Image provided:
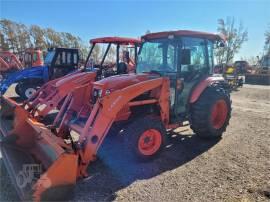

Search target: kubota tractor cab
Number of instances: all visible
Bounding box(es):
[0,31,231,201]
[0,47,79,99]
[22,48,44,68]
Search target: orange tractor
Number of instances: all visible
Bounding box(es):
[0,51,23,75]
[0,30,231,201]
[20,37,140,120]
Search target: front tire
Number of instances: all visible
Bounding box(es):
[15,84,21,96]
[17,82,41,100]
[123,116,167,161]
[190,86,231,139]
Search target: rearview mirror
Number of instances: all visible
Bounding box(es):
[218,41,225,48]
[181,49,191,65]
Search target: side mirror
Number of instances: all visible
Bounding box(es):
[181,49,191,65]
[217,41,225,48]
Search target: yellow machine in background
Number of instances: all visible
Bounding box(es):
[224,61,246,89]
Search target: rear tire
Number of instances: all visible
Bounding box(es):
[190,86,231,139]
[123,116,167,161]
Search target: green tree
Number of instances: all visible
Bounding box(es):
[16,23,31,52]
[44,28,62,47]
[0,18,91,60]
[0,19,19,52]
[216,17,248,64]
[0,32,9,50]
[29,25,46,49]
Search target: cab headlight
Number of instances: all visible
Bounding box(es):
[105,89,111,95]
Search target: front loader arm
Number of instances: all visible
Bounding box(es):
[0,57,9,72]
[77,77,170,176]
[26,71,96,119]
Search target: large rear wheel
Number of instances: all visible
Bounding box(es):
[190,86,231,138]
[123,117,167,161]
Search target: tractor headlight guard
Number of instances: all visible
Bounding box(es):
[97,89,103,97]
[105,89,111,95]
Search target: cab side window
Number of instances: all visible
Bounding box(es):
[67,52,71,64]
[33,53,38,62]
[61,52,66,64]
[181,37,207,74]
[73,53,78,64]
[207,40,214,73]
[55,54,61,65]
[167,44,177,71]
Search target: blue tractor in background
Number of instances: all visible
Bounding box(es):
[0,47,79,100]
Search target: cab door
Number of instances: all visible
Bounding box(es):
[172,37,212,121]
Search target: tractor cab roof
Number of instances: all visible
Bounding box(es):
[90,37,141,45]
[142,30,225,42]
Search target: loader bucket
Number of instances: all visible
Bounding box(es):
[1,97,78,201]
[0,96,33,147]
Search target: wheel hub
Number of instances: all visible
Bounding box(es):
[138,129,162,156]
[211,99,228,129]
[25,88,36,98]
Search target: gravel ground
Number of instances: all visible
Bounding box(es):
[0,84,270,202]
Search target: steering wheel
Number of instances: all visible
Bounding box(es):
[117,62,128,74]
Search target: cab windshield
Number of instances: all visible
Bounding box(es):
[137,39,177,73]
[137,37,214,75]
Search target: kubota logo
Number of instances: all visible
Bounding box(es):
[16,164,43,188]
[108,95,122,111]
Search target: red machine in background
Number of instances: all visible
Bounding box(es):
[0,51,23,75]
[21,48,44,67]
[0,49,44,77]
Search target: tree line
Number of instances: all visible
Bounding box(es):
[0,19,89,59]
[216,17,270,65]
[1,17,269,65]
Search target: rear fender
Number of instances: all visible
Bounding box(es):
[189,76,225,103]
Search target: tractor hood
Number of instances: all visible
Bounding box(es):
[0,65,48,94]
[93,73,160,92]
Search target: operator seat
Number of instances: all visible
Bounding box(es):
[117,62,128,74]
